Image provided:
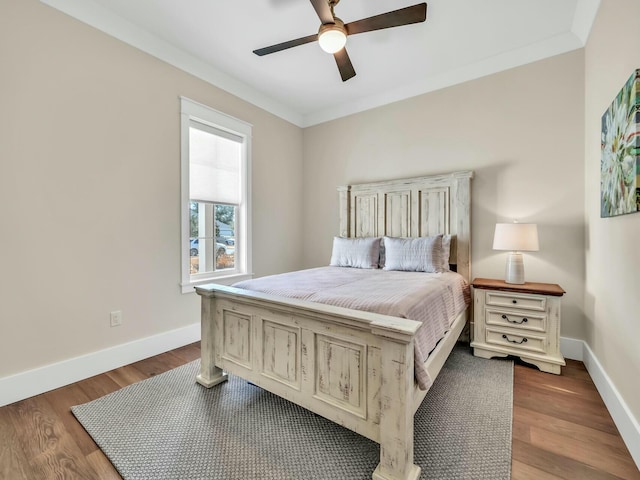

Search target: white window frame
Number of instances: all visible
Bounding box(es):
[180,97,252,293]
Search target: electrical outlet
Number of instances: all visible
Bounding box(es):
[110,310,123,327]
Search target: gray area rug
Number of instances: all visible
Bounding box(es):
[72,345,513,479]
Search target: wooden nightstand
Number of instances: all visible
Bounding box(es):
[470,278,566,374]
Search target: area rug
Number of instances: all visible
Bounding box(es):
[72,345,513,479]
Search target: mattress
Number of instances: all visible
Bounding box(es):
[233,266,470,390]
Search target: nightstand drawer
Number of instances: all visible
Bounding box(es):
[485,291,546,311]
[485,309,546,332]
[485,328,546,354]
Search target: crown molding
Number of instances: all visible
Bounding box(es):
[571,0,601,45]
[301,31,586,126]
[40,0,600,129]
[39,0,304,127]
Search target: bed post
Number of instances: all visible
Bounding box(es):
[451,171,473,283]
[372,335,421,480]
[337,185,351,237]
[195,290,228,388]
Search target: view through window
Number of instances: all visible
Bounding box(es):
[189,202,236,274]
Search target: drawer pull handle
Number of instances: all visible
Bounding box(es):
[501,314,528,324]
[502,334,527,344]
[512,299,517,304]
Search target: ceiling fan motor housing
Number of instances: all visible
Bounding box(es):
[318,17,345,35]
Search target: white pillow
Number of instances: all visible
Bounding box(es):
[329,237,381,269]
[382,235,446,273]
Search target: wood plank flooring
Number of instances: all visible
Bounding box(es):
[0,343,638,480]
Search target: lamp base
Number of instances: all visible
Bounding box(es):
[504,252,525,284]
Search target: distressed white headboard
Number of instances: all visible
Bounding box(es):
[337,170,473,282]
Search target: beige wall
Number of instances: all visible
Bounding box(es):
[584,0,640,422]
[303,50,586,340]
[0,0,303,377]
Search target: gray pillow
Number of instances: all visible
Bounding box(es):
[329,237,381,269]
[382,235,446,273]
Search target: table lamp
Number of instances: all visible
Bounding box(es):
[493,223,539,284]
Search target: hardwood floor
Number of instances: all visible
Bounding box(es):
[512,359,639,480]
[1,343,638,480]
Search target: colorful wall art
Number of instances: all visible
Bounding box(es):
[601,69,640,218]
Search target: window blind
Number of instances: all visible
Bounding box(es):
[189,120,242,205]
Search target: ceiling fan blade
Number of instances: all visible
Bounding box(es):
[345,3,427,36]
[253,33,318,56]
[334,48,356,82]
[309,0,334,24]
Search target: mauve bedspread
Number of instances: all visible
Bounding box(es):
[233,267,470,390]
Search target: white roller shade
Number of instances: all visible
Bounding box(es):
[189,121,242,205]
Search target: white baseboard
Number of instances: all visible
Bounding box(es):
[561,336,640,470]
[0,323,200,408]
[560,336,584,361]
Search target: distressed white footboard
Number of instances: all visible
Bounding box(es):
[196,284,432,480]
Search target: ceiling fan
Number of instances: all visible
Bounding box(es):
[253,0,428,82]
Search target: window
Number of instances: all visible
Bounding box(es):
[180,97,252,292]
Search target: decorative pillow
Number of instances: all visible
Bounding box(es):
[329,237,381,269]
[382,235,446,273]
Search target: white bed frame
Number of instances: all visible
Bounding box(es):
[195,170,473,480]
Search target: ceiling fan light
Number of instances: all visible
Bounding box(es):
[318,24,347,54]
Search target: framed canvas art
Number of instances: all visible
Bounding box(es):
[601,69,640,218]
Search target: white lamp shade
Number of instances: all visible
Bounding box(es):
[493,223,539,252]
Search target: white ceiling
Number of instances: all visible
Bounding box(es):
[40,0,600,127]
